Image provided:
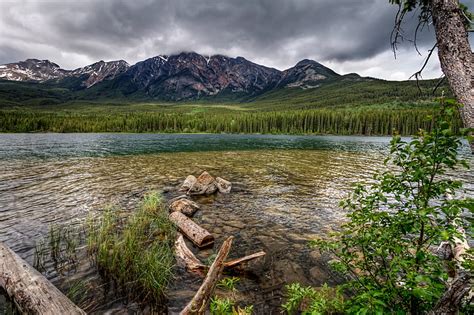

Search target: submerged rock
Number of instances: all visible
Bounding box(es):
[216,177,232,193]
[169,198,200,216]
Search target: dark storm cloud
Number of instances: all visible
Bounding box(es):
[0,0,472,79]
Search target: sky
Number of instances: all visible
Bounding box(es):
[0,0,473,81]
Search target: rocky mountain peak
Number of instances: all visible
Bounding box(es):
[278,58,340,89]
[72,60,130,87]
[0,58,68,82]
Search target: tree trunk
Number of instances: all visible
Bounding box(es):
[180,236,233,315]
[430,0,474,152]
[0,242,85,315]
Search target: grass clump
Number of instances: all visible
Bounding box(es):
[282,283,344,315]
[217,277,240,292]
[210,296,254,315]
[210,276,254,315]
[87,192,176,305]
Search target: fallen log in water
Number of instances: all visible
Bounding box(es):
[169,211,214,248]
[175,234,206,271]
[175,234,265,272]
[0,241,85,315]
[180,236,234,315]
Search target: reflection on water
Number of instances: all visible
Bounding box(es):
[0,134,472,313]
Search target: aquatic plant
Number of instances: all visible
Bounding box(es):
[65,280,91,310]
[86,192,176,306]
[210,297,234,315]
[209,296,254,315]
[33,224,80,275]
[217,277,240,292]
[33,239,47,272]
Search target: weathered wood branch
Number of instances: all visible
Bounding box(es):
[223,251,266,268]
[180,236,234,315]
[169,211,214,248]
[0,241,85,315]
[175,234,265,272]
[175,234,206,271]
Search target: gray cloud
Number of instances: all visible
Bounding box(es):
[0,0,472,80]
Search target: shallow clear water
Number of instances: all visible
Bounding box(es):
[0,133,472,313]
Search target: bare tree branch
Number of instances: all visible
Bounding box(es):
[432,75,446,95]
[409,42,438,95]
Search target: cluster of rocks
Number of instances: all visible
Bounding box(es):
[169,171,231,217]
[168,172,232,248]
[181,171,232,195]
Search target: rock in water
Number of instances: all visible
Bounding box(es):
[188,171,218,195]
[180,175,197,191]
[169,199,200,217]
[215,177,232,193]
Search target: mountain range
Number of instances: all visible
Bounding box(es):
[0,52,366,101]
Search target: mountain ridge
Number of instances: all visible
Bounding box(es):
[0,52,355,101]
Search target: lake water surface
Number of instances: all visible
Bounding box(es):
[1,134,472,313]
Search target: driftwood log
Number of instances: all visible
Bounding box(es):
[175,234,265,272]
[180,236,234,315]
[169,211,214,248]
[0,242,85,315]
[175,234,206,271]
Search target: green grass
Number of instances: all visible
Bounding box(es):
[86,192,176,306]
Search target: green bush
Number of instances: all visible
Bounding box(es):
[311,101,473,314]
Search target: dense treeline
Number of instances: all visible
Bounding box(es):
[0,108,460,135]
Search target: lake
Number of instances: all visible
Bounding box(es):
[0,133,472,313]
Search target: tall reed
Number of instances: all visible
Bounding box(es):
[87,192,176,306]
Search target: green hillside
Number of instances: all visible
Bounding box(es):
[0,77,457,135]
